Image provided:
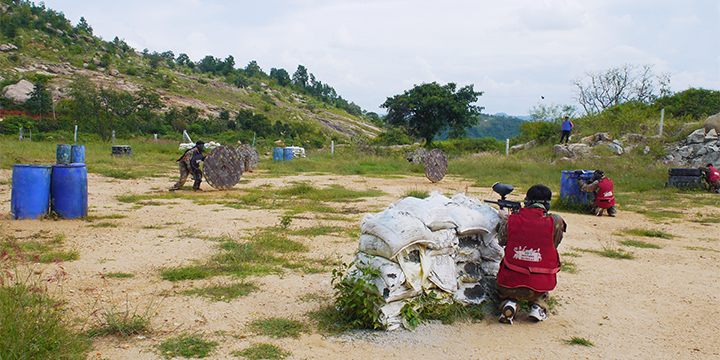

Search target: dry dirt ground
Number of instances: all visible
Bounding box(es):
[1,168,719,360]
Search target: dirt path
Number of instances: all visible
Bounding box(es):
[1,169,718,359]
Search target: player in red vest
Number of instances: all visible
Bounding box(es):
[579,170,617,217]
[495,184,567,324]
[699,163,720,193]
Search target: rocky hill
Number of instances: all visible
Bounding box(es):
[0,1,380,140]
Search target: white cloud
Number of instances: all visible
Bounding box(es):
[40,0,720,116]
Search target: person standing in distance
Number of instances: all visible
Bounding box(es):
[560,116,574,145]
[495,184,567,324]
[170,140,206,191]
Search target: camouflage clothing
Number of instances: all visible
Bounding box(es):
[171,147,205,190]
[495,203,566,312]
[579,179,617,216]
[699,166,720,193]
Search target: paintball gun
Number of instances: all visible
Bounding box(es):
[484,182,522,213]
[574,169,594,184]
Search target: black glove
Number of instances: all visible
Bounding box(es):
[574,170,583,176]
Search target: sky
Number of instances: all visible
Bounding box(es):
[40,0,720,117]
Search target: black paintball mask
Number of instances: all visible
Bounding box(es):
[523,184,552,212]
[195,141,205,152]
[593,170,604,181]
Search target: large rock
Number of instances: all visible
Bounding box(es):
[607,141,624,155]
[687,129,707,144]
[705,113,720,135]
[554,143,590,158]
[0,43,17,52]
[2,79,34,104]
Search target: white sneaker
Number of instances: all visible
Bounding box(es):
[529,304,548,322]
[499,300,517,324]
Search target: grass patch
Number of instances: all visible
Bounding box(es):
[289,225,345,237]
[401,188,429,199]
[632,208,684,220]
[103,272,134,279]
[619,239,662,249]
[232,343,291,360]
[622,228,674,239]
[561,259,578,273]
[576,245,635,259]
[0,280,92,358]
[564,336,594,346]
[0,234,78,263]
[86,214,127,221]
[685,246,720,253]
[562,252,581,257]
[156,333,218,359]
[181,282,259,302]
[88,222,118,228]
[160,265,218,281]
[247,318,308,338]
[84,300,153,337]
[691,214,720,224]
[298,293,330,302]
[551,197,593,214]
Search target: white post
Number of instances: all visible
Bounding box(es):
[331,140,334,154]
[659,108,665,136]
[74,125,78,143]
[505,139,509,155]
[112,130,115,143]
[154,133,158,140]
[19,127,23,141]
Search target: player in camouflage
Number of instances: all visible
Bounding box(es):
[170,141,206,191]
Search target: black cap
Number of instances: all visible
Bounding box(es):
[196,141,205,147]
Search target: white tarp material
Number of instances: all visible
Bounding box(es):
[353,192,504,330]
[360,209,433,258]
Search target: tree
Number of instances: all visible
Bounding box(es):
[380,82,483,146]
[292,65,309,88]
[269,68,291,86]
[244,60,262,78]
[25,79,52,116]
[76,16,92,35]
[572,64,671,114]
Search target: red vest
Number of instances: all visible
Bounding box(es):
[596,178,615,208]
[497,207,560,293]
[708,166,720,182]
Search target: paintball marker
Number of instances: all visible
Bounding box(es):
[484,182,522,213]
[574,169,594,184]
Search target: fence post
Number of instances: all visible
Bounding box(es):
[659,108,665,136]
[506,139,509,156]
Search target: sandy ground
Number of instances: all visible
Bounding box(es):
[1,167,719,360]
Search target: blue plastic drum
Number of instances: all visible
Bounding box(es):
[273,147,283,161]
[51,163,88,219]
[11,165,52,219]
[560,170,593,204]
[283,148,293,161]
[56,144,72,164]
[71,144,85,163]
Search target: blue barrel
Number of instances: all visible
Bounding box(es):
[51,164,88,219]
[283,148,293,161]
[560,170,593,204]
[11,165,52,220]
[56,144,72,164]
[71,145,85,163]
[272,147,283,161]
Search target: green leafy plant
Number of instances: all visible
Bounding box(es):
[561,259,578,273]
[84,300,153,337]
[323,263,383,330]
[401,292,485,330]
[156,333,218,359]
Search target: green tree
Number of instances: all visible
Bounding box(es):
[76,16,92,35]
[245,60,262,78]
[270,68,291,86]
[292,65,309,88]
[381,82,483,146]
[25,79,52,116]
[653,88,720,119]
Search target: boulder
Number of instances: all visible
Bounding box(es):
[687,129,707,144]
[554,143,590,158]
[2,80,34,104]
[554,145,571,158]
[0,43,17,52]
[607,142,624,155]
[704,113,720,135]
